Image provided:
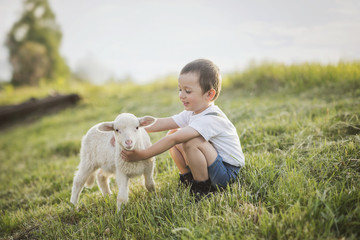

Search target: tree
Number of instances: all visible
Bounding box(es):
[5,0,69,86]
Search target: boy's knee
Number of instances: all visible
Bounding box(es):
[183,136,205,150]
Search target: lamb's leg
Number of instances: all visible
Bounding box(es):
[70,166,95,205]
[85,171,96,188]
[97,169,112,196]
[144,160,155,192]
[115,171,129,211]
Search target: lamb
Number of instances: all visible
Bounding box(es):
[70,113,156,210]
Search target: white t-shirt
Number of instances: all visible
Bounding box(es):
[172,104,245,167]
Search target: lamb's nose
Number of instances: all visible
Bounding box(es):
[125,139,133,146]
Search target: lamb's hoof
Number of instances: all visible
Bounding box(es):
[69,199,77,206]
[146,185,156,192]
[117,203,124,213]
[102,191,113,197]
[117,200,127,212]
[69,201,77,210]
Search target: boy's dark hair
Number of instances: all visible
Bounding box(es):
[180,59,221,101]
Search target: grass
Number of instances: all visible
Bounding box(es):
[0,62,359,239]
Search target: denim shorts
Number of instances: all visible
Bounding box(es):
[208,154,240,188]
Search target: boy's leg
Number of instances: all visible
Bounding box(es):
[168,130,218,180]
[168,131,219,200]
[182,136,217,181]
[167,129,190,174]
[181,137,218,200]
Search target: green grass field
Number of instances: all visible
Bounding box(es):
[0,62,359,239]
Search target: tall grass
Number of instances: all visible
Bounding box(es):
[224,61,360,94]
[0,61,359,239]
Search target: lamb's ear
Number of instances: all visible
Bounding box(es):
[138,116,156,127]
[97,122,114,132]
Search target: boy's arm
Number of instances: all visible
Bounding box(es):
[110,117,178,147]
[145,117,179,132]
[121,126,199,161]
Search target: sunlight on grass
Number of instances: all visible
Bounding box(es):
[0,62,359,239]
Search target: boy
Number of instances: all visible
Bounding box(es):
[121,59,245,198]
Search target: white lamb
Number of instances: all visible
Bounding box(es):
[70,113,156,210]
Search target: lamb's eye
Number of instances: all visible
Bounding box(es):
[136,126,139,130]
[115,129,119,132]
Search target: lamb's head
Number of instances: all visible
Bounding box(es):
[97,113,156,150]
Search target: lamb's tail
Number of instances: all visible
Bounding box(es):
[85,171,96,188]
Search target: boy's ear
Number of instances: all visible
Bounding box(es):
[207,89,216,101]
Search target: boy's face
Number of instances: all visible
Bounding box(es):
[178,72,214,114]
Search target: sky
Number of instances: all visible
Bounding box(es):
[0,0,359,84]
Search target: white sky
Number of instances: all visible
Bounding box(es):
[0,0,359,84]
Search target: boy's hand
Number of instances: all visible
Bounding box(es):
[121,149,145,162]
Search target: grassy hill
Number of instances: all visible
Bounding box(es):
[0,62,359,239]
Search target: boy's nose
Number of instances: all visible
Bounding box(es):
[179,91,185,99]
